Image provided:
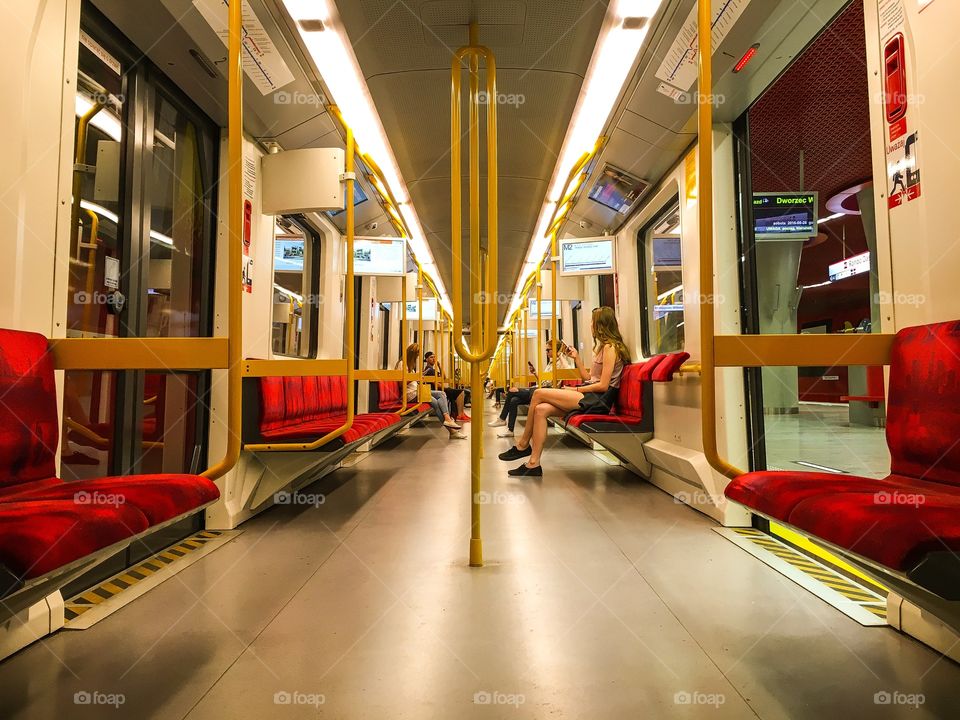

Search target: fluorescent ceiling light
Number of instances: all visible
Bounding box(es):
[818,212,845,224]
[509,0,663,315]
[80,199,174,247]
[282,0,449,307]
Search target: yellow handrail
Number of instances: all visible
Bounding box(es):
[697,0,744,480]
[536,264,543,382]
[202,0,243,479]
[400,263,409,413]
[243,127,357,453]
[451,24,499,568]
[551,232,559,388]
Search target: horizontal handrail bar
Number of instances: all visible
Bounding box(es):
[49,338,229,371]
[242,359,349,377]
[714,334,894,367]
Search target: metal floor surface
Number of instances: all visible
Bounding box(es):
[2,408,959,719]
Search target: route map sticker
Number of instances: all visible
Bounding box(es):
[194,0,295,95]
[655,0,753,92]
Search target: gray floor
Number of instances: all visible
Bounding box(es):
[1,405,958,719]
[764,403,891,478]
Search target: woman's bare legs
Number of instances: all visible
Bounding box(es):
[516,387,583,450]
[526,403,565,467]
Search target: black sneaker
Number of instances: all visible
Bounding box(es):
[498,445,532,461]
[508,463,542,477]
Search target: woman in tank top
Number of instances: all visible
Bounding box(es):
[498,306,631,476]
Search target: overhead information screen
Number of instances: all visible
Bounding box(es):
[327,182,368,217]
[753,192,818,239]
[559,237,616,276]
[528,299,555,318]
[587,164,648,215]
[352,237,406,276]
[405,297,438,321]
[274,239,304,272]
[652,236,681,267]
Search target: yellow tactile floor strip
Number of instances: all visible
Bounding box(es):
[64,530,225,623]
[732,528,888,618]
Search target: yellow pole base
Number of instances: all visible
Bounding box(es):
[469,538,484,567]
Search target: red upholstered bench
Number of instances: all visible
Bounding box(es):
[243,375,404,448]
[651,351,690,382]
[373,380,430,415]
[724,321,960,599]
[0,329,220,599]
[565,362,654,434]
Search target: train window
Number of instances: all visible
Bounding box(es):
[272,216,320,358]
[639,198,683,355]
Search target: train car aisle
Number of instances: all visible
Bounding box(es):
[1,402,958,719]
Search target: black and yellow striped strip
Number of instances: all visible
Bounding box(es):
[732,528,887,617]
[64,530,225,622]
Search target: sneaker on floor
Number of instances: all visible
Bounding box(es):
[488,418,506,427]
[448,430,468,439]
[508,463,542,477]
[456,414,471,422]
[498,445,532,461]
[497,429,515,438]
[442,419,462,430]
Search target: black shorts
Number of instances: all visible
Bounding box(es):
[577,388,618,415]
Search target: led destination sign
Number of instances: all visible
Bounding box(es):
[753,192,819,240]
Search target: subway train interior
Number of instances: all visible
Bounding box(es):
[2,0,960,717]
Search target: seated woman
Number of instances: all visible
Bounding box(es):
[498,307,630,476]
[397,343,467,439]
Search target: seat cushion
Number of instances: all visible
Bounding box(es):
[567,413,642,430]
[260,413,401,445]
[886,321,960,488]
[651,352,690,382]
[0,500,149,579]
[788,489,960,571]
[0,330,59,488]
[724,471,904,521]
[1,475,220,525]
[613,364,647,421]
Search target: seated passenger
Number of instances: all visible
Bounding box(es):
[499,307,630,476]
[396,343,467,439]
[423,351,470,422]
[488,342,575,437]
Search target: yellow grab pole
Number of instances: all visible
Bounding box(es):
[697,0,743,479]
[551,232,559,388]
[451,24,499,567]
[536,264,543,385]
[418,263,424,376]
[203,0,243,478]
[400,266,409,413]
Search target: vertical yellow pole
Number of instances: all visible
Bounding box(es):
[344,127,357,430]
[551,232,559,388]
[418,263,424,390]
[203,0,242,480]
[536,265,543,385]
[697,0,741,479]
[400,267,408,412]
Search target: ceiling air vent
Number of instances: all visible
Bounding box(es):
[189,48,218,79]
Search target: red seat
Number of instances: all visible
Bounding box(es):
[724,321,960,586]
[566,362,652,432]
[0,500,149,580]
[0,328,219,590]
[254,374,406,448]
[651,352,690,382]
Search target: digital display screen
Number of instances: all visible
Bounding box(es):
[587,164,648,215]
[528,299,555,318]
[828,251,870,281]
[559,237,616,276]
[274,239,304,272]
[327,182,368,217]
[352,237,407,276]
[753,192,818,239]
[405,298,438,321]
[652,236,681,267]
